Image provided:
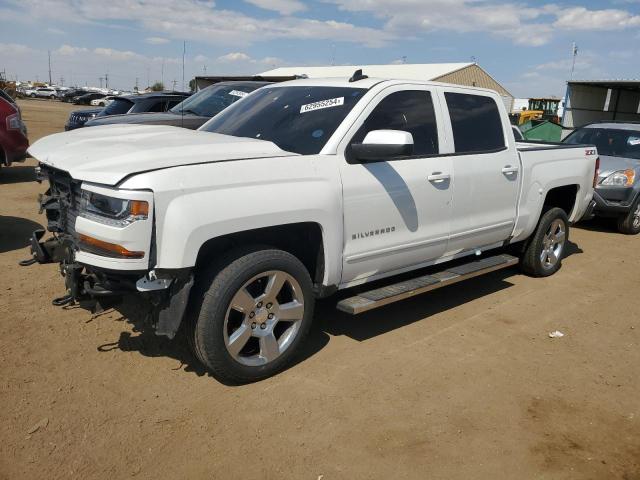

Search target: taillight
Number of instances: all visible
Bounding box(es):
[593,156,600,188]
[6,113,21,131]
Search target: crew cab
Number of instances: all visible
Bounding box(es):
[25,74,598,383]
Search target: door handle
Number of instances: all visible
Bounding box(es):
[428,172,451,183]
[502,165,519,175]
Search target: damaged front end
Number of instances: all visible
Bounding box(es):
[20,165,192,339]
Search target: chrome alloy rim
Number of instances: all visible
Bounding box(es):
[223,270,305,367]
[632,202,640,230]
[540,219,566,269]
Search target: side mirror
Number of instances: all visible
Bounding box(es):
[351,130,414,162]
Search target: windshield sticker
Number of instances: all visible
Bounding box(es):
[300,97,344,113]
[229,90,249,98]
[628,136,640,146]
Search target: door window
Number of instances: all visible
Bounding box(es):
[351,90,439,158]
[445,93,505,153]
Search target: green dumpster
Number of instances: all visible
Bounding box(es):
[520,120,562,142]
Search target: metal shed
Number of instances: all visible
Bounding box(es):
[258,63,514,112]
[562,80,640,128]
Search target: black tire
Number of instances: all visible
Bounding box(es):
[29,93,36,98]
[49,95,56,100]
[521,207,569,277]
[188,247,315,384]
[617,196,640,235]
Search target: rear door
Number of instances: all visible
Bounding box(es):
[440,89,519,255]
[338,85,453,285]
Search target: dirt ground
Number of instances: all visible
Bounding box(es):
[1,99,639,480]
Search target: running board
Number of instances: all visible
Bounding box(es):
[336,254,519,315]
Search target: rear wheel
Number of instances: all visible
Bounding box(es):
[521,207,569,277]
[29,93,36,98]
[617,197,640,235]
[189,248,314,384]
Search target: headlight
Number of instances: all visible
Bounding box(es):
[80,190,149,227]
[600,169,635,187]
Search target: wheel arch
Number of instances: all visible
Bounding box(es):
[542,184,579,218]
[194,222,327,290]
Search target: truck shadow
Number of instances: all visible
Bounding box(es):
[0,215,43,253]
[97,296,330,385]
[574,217,619,234]
[318,268,518,342]
[0,165,36,184]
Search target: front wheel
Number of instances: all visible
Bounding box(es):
[29,93,36,98]
[521,207,569,277]
[617,197,640,235]
[189,248,314,384]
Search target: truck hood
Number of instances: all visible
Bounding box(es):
[86,112,208,130]
[28,124,295,186]
[597,154,640,180]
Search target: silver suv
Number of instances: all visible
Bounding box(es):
[564,122,640,234]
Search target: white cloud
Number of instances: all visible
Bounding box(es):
[145,36,169,45]
[46,27,66,35]
[56,44,89,55]
[244,0,306,15]
[6,0,392,47]
[193,54,208,63]
[326,0,640,46]
[218,52,252,62]
[553,7,640,30]
[0,43,37,55]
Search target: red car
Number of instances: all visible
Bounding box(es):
[0,91,29,169]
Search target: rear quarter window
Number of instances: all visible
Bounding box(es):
[445,93,505,154]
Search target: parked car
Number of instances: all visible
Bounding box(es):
[0,95,29,169]
[83,91,191,126]
[64,108,102,131]
[73,93,107,105]
[28,87,59,99]
[84,82,267,129]
[60,89,86,103]
[26,75,598,382]
[90,95,116,107]
[564,121,640,234]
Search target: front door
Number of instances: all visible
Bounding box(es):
[338,86,453,286]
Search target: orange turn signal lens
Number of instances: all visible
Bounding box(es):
[623,169,636,186]
[79,234,145,259]
[129,200,149,217]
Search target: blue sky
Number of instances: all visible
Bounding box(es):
[0,0,638,97]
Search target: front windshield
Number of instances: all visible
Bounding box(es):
[564,127,640,160]
[170,84,264,117]
[98,98,133,116]
[200,86,367,155]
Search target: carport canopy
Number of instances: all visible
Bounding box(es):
[562,79,640,128]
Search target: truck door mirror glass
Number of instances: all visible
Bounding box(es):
[351,129,414,162]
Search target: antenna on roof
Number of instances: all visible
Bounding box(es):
[349,69,368,83]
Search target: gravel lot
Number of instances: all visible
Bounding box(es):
[1,99,639,480]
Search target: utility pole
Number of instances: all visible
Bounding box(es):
[172,79,177,90]
[104,73,109,90]
[161,58,165,88]
[48,50,52,85]
[570,42,578,80]
[135,77,139,92]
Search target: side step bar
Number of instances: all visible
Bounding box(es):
[336,254,519,315]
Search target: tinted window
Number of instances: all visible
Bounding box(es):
[148,100,167,112]
[98,98,134,116]
[201,86,366,155]
[171,83,264,117]
[564,127,640,159]
[351,90,438,156]
[445,93,505,153]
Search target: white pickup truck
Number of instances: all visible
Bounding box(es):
[26,73,598,383]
